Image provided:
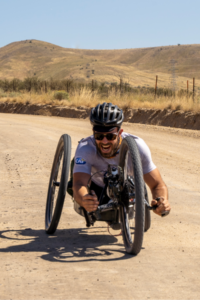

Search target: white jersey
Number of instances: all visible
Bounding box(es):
[73,132,156,187]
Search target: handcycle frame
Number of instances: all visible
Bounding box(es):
[45,133,166,255]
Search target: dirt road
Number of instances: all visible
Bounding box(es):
[0,113,199,300]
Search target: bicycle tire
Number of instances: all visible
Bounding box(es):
[119,137,145,255]
[45,134,71,234]
[144,184,151,232]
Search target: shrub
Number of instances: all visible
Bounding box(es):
[167,104,172,110]
[175,104,182,110]
[54,90,69,100]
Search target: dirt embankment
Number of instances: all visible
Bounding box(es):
[0,102,200,130]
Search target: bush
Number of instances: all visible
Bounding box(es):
[54,90,69,100]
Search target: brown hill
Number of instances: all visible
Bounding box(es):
[0,39,200,89]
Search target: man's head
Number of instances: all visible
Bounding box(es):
[94,126,123,158]
[90,103,124,158]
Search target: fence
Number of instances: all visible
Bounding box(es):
[0,76,199,102]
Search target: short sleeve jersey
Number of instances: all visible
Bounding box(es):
[73,132,156,187]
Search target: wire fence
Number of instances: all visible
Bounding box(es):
[0,76,199,103]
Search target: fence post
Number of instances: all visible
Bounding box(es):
[92,80,94,92]
[45,81,47,93]
[187,80,189,98]
[120,78,123,95]
[193,78,195,103]
[155,75,158,98]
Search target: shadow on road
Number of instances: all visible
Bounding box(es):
[0,227,136,262]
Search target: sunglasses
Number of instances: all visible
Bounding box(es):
[94,132,118,141]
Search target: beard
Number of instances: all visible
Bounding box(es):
[96,137,120,158]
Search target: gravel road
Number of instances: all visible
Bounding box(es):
[0,113,199,300]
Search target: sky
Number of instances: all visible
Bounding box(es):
[0,0,200,50]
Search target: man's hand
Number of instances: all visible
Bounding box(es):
[73,173,99,212]
[81,190,99,212]
[151,197,171,217]
[144,169,171,217]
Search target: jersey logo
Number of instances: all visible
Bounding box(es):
[75,157,86,165]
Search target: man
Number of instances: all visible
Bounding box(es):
[73,102,171,217]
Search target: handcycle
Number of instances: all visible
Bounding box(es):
[45,134,166,255]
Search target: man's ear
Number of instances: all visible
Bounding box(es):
[119,128,123,136]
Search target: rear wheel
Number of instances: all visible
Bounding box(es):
[119,137,145,255]
[45,134,71,234]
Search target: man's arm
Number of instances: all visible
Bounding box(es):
[73,172,99,212]
[144,168,171,216]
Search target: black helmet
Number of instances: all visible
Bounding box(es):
[90,102,124,129]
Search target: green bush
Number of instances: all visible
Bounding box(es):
[54,90,69,100]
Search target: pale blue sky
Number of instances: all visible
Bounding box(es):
[0,0,200,49]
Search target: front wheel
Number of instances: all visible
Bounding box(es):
[119,137,145,255]
[144,184,151,232]
[45,134,71,234]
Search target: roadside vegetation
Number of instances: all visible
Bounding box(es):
[0,77,199,112]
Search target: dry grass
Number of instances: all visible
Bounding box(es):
[0,88,199,113]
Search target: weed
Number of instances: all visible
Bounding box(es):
[175,104,182,110]
[54,90,69,100]
[167,104,172,110]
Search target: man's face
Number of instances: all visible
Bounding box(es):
[94,127,123,158]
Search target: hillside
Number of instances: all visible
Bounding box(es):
[0,39,200,89]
